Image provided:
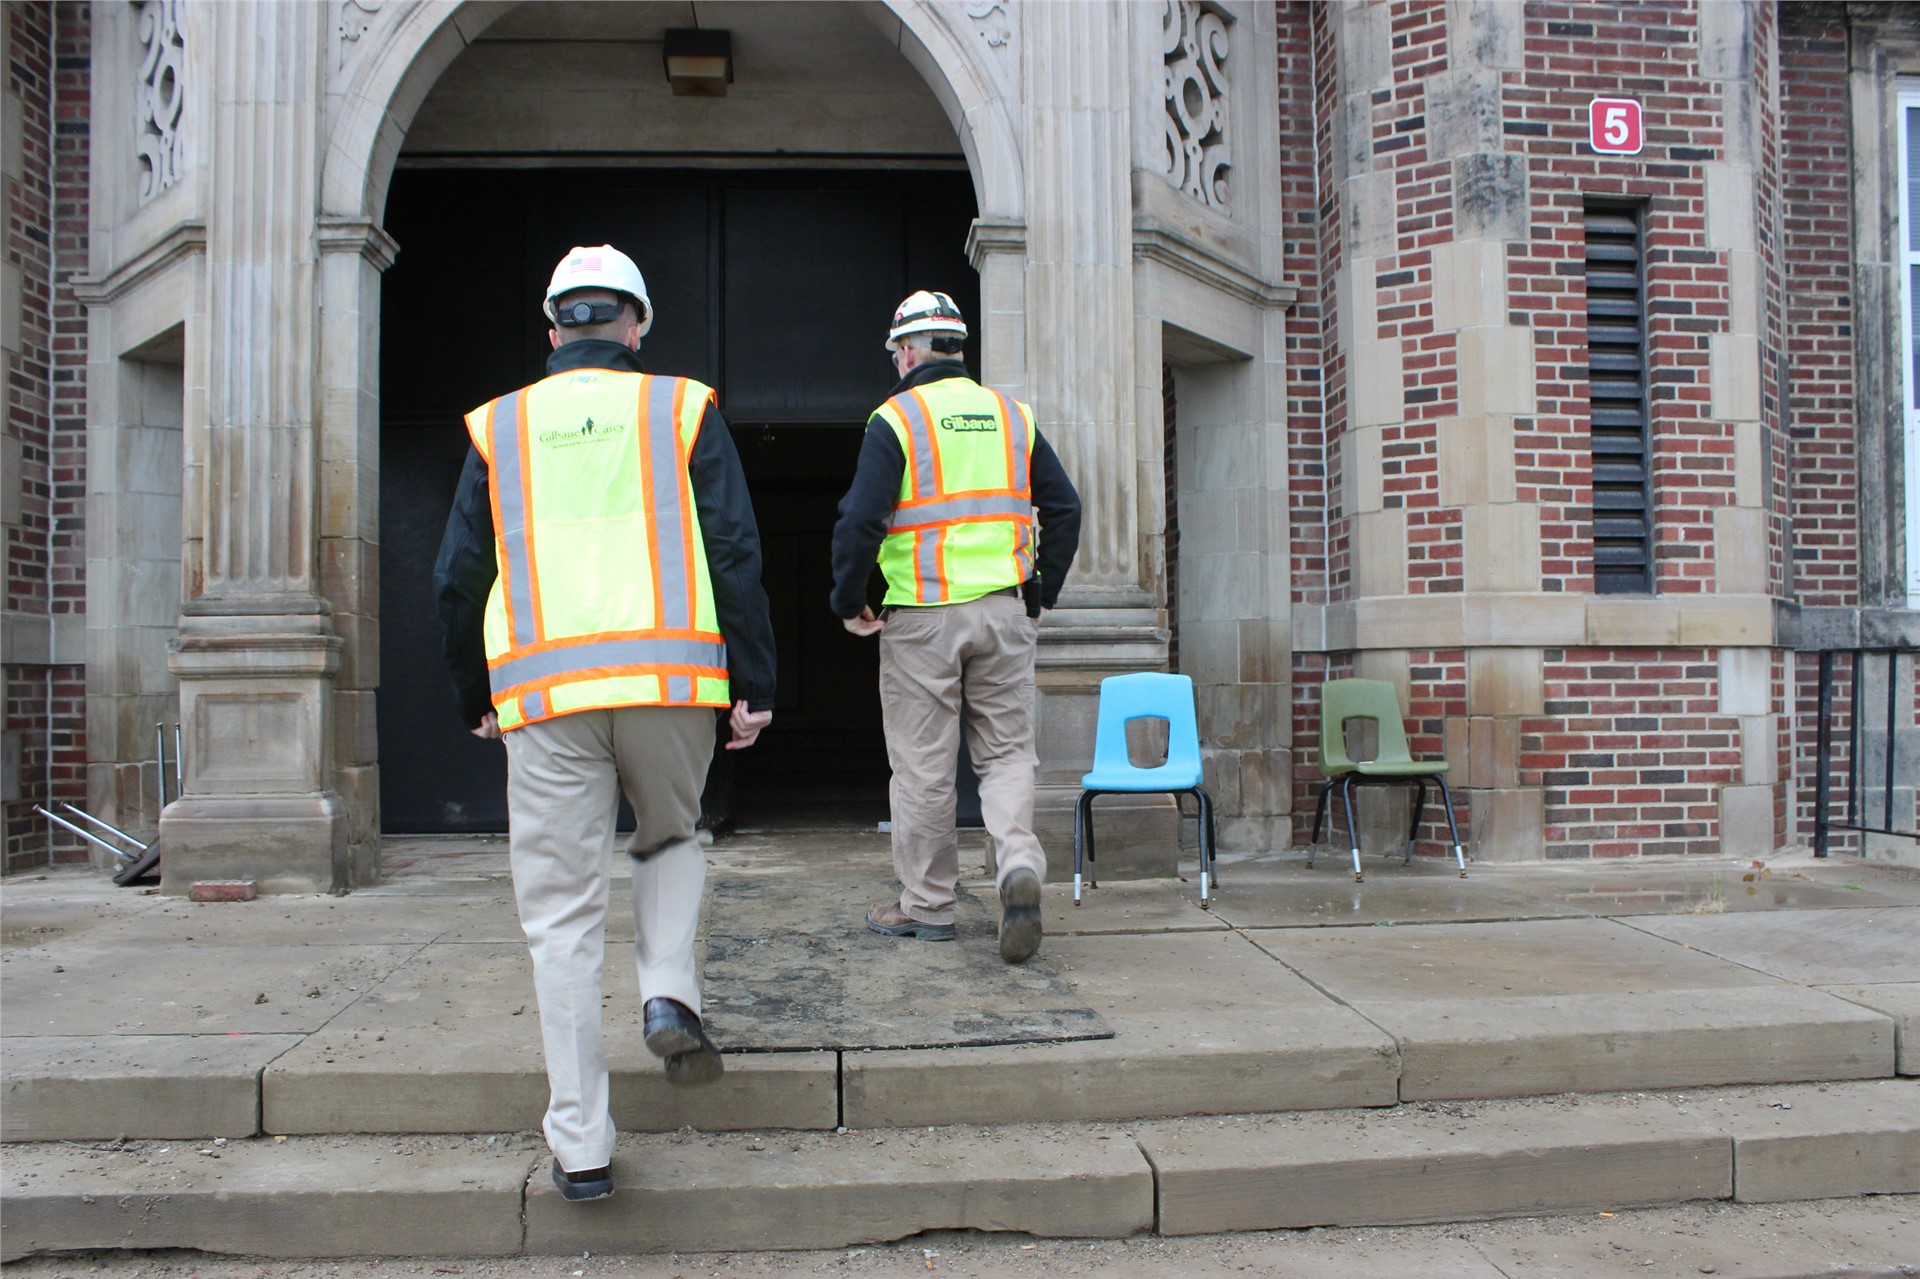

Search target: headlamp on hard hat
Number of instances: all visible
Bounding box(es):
[552,298,629,328]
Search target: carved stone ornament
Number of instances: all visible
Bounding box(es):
[135,0,186,205]
[966,0,1012,49]
[1161,0,1230,211]
[336,0,386,75]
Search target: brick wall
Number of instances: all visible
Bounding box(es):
[1376,3,1463,595]
[1511,2,1739,598]
[1304,1,1351,604]
[1279,2,1329,615]
[1777,13,1863,849]
[3,1,89,874]
[1532,649,1740,857]
[1281,1,1820,861]
[1282,2,1745,603]
[1776,14,1857,609]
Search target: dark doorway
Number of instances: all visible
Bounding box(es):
[377,167,979,833]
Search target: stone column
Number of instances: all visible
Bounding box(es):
[159,0,348,894]
[1023,0,1146,604]
[1019,1,1172,874]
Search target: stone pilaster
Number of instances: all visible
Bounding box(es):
[1022,0,1143,605]
[159,1,348,894]
[1701,1,1785,851]
[1014,2,1172,873]
[317,216,399,888]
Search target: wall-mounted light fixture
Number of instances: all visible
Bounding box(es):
[663,28,733,98]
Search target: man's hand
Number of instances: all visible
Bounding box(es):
[726,700,773,750]
[470,711,501,740]
[842,606,885,637]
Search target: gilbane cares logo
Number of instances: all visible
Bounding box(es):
[539,416,627,448]
[939,413,999,433]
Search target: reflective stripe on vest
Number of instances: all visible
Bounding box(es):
[465,369,729,730]
[874,379,1035,607]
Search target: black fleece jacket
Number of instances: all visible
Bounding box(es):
[828,360,1082,619]
[433,339,777,729]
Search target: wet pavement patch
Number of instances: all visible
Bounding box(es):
[700,871,1112,1052]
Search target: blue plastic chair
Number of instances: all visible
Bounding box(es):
[1074,672,1217,908]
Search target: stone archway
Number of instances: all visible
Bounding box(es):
[301,0,1025,879]
[158,0,1285,893]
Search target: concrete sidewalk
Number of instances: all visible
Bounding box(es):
[3,832,1918,1260]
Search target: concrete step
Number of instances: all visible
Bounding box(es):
[5,1080,1916,1263]
[1140,1079,1920,1234]
[6,921,1905,1143]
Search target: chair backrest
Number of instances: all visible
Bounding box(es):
[1317,678,1415,775]
[1091,672,1204,789]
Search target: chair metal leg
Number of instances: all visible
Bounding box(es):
[1308,780,1334,868]
[1433,775,1468,876]
[1202,789,1219,890]
[1090,787,1105,887]
[1342,774,1363,882]
[1194,788,1216,908]
[1075,783,1090,902]
[1405,778,1428,864]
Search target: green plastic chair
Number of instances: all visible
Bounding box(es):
[1308,678,1467,881]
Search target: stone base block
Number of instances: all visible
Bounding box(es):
[158,793,349,895]
[1469,787,1544,861]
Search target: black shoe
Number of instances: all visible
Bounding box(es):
[643,996,724,1087]
[551,1160,613,1202]
[999,868,1043,964]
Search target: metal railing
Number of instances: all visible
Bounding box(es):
[1813,649,1918,856]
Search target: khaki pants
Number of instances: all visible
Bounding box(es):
[879,590,1045,925]
[504,704,713,1172]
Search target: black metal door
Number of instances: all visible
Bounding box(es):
[377,167,979,833]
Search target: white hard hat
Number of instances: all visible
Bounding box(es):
[885,289,967,351]
[543,244,653,337]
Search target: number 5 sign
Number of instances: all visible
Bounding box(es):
[1589,97,1644,155]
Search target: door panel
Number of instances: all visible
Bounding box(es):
[377,167,978,833]
[723,185,904,422]
[532,181,718,386]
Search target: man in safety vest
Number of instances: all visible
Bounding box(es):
[829,290,1082,964]
[434,245,776,1203]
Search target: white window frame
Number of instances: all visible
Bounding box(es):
[1899,84,1920,607]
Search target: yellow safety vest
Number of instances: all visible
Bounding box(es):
[464,368,729,732]
[874,378,1037,607]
